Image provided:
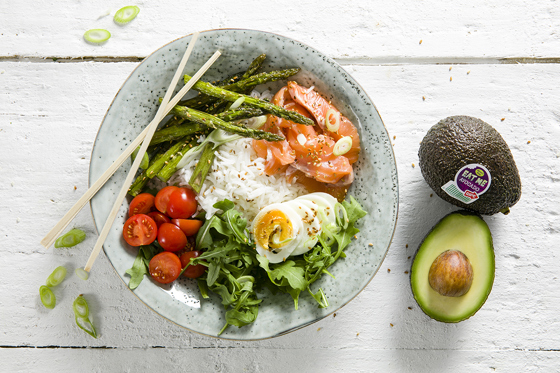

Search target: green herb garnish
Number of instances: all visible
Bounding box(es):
[73,295,97,338]
[54,228,86,248]
[46,266,67,287]
[40,285,56,309]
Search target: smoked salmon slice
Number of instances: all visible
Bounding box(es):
[251,83,357,187]
[287,81,361,164]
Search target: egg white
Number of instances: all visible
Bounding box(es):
[252,203,303,263]
[285,200,321,256]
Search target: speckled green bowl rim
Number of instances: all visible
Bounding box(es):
[89,28,399,341]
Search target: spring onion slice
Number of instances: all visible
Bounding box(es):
[132,146,149,169]
[75,316,98,339]
[245,115,267,129]
[114,5,140,25]
[55,228,86,248]
[73,295,97,338]
[75,268,89,281]
[73,295,90,318]
[229,97,245,110]
[46,266,67,287]
[83,29,111,44]
[335,203,349,229]
[325,108,340,132]
[40,286,56,309]
[333,136,352,156]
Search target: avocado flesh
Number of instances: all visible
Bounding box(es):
[411,211,495,323]
[419,116,521,215]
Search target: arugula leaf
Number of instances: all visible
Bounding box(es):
[194,197,366,334]
[206,261,220,286]
[269,261,307,290]
[213,199,235,212]
[125,244,160,290]
[196,215,231,249]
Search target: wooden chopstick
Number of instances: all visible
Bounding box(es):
[83,49,222,273]
[40,32,202,249]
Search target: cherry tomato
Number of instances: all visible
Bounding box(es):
[179,251,207,278]
[122,214,157,246]
[155,186,179,214]
[167,188,197,219]
[148,211,171,228]
[129,193,155,216]
[157,223,187,252]
[172,219,203,237]
[149,252,182,284]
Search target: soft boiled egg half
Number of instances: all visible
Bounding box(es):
[252,192,338,263]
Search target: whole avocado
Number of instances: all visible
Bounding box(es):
[419,116,521,215]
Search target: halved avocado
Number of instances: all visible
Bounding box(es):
[411,210,495,322]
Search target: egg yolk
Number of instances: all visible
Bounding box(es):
[255,210,293,253]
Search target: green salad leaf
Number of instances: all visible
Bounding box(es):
[125,244,161,290]
[192,200,260,334]
[256,195,367,310]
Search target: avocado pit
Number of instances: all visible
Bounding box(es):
[428,250,473,297]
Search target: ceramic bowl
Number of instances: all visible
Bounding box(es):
[89,29,398,340]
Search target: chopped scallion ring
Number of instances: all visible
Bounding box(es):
[46,266,67,287]
[75,268,89,281]
[55,228,86,248]
[83,29,111,44]
[114,5,140,25]
[73,295,90,318]
[335,203,349,229]
[229,97,245,110]
[75,315,98,339]
[73,295,97,338]
[325,108,340,132]
[247,115,267,129]
[40,285,56,309]
[333,136,352,156]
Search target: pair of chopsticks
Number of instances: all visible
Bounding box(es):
[41,32,221,274]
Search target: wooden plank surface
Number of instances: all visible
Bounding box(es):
[1,0,560,60]
[2,0,560,371]
[1,61,559,369]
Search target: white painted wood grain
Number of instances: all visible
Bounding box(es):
[1,60,559,370]
[2,348,559,373]
[1,0,559,60]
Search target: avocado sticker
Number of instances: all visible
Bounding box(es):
[441,164,492,204]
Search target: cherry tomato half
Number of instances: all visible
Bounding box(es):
[167,188,197,219]
[179,251,207,279]
[148,211,171,228]
[155,186,179,214]
[172,219,203,237]
[149,252,182,284]
[157,223,187,252]
[129,193,155,217]
[122,214,157,246]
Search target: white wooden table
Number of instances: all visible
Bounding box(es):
[2,1,559,371]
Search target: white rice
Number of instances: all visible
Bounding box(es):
[169,137,307,222]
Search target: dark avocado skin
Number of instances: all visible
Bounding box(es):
[419,116,522,215]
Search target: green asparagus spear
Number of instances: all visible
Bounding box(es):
[179,68,300,109]
[183,75,314,126]
[189,142,216,193]
[157,137,200,182]
[241,53,266,79]
[164,102,283,141]
[128,136,193,196]
[216,107,264,122]
[227,68,300,93]
[150,122,203,146]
